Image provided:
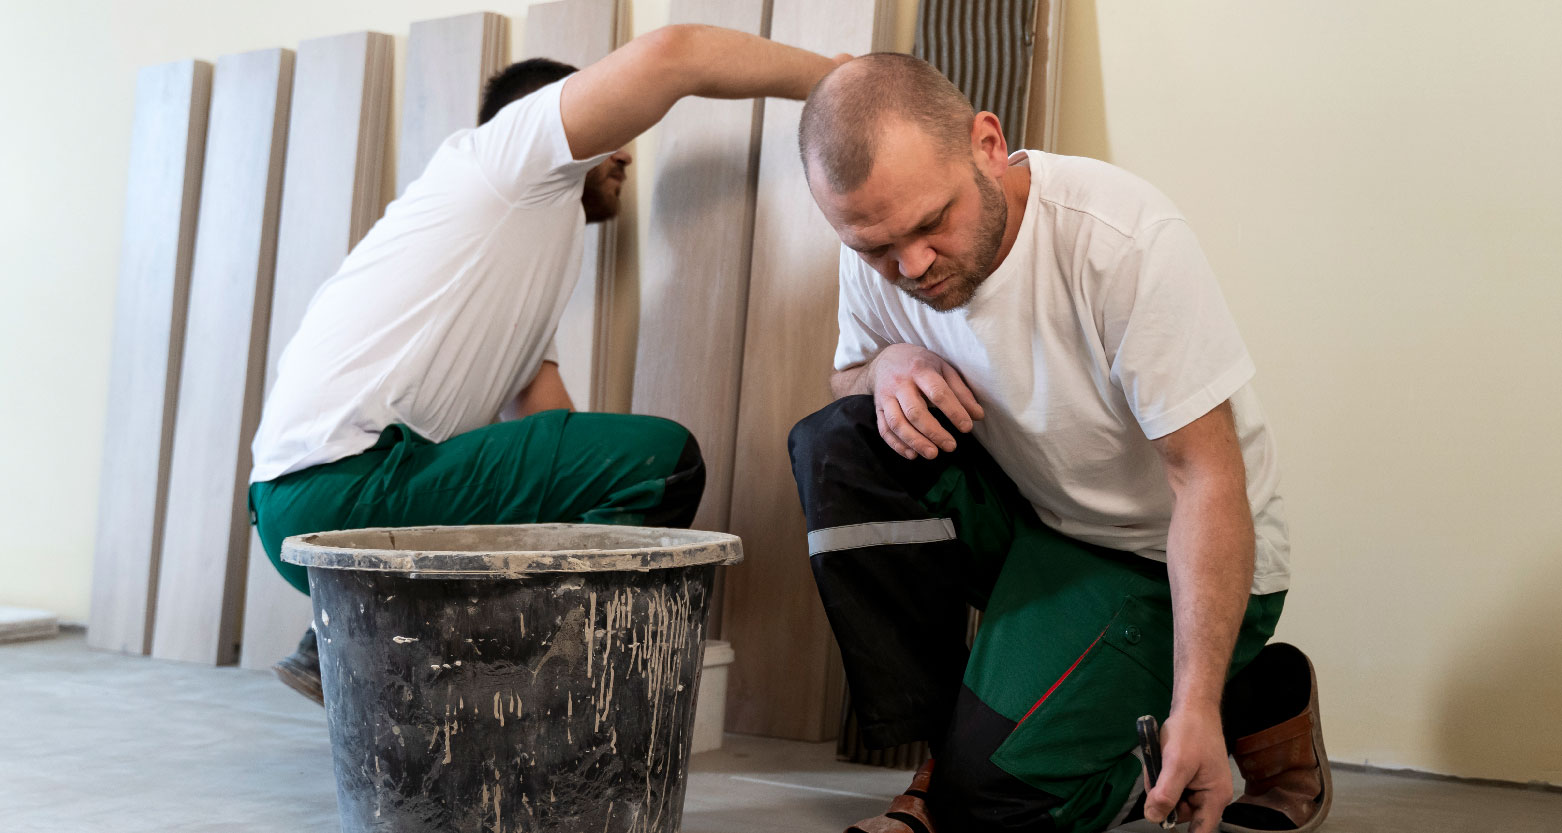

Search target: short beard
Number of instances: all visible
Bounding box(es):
[894,164,1007,312]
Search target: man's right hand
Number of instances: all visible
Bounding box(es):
[859,344,984,460]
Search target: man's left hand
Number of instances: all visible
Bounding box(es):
[1143,706,1232,833]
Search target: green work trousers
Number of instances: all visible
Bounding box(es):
[250,411,704,595]
[790,395,1284,832]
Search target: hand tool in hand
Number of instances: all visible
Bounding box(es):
[1137,714,1179,829]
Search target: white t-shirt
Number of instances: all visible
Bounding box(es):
[250,79,608,484]
[834,150,1290,594]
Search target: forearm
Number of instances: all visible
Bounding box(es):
[830,362,873,399]
[1139,402,1255,825]
[561,25,837,160]
[1166,476,1254,713]
[667,24,838,101]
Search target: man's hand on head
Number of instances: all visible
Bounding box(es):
[865,344,984,460]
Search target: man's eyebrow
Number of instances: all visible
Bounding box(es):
[843,230,889,253]
[915,202,951,230]
[847,201,953,253]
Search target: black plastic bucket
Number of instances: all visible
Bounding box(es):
[281,523,743,833]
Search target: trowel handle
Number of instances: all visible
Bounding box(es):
[1136,715,1178,829]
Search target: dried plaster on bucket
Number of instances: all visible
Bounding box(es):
[283,523,742,833]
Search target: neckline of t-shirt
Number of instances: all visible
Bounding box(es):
[965,150,1040,313]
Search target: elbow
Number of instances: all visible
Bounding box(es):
[633,24,699,82]
[1164,458,1242,503]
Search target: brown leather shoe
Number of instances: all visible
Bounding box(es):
[1221,646,1331,832]
[272,626,324,707]
[847,759,936,833]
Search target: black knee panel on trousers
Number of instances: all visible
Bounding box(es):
[789,395,960,527]
[646,431,705,529]
[926,685,1064,833]
[788,396,981,749]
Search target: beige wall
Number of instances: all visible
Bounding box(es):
[2,0,1557,784]
[1054,1,1562,784]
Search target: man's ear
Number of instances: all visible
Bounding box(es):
[970,111,1009,175]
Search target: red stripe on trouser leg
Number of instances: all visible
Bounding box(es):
[1014,627,1109,728]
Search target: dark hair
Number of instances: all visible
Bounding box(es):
[478,57,579,125]
[799,53,975,193]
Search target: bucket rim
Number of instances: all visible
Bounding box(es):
[280,523,743,577]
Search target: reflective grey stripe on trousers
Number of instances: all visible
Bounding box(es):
[806,518,958,557]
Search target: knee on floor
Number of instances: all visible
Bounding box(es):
[926,752,1063,833]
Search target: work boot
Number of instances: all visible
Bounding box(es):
[272,626,324,706]
[846,759,936,833]
[1221,643,1331,832]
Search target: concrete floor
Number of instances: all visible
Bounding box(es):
[2,632,1558,832]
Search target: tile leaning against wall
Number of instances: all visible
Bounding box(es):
[151,47,293,666]
[723,0,902,741]
[523,0,620,410]
[238,31,393,672]
[87,59,212,656]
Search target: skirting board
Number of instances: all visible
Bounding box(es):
[723,0,901,741]
[397,12,509,196]
[523,0,619,410]
[87,59,212,656]
[631,0,767,535]
[0,607,61,645]
[150,47,294,666]
[238,31,393,672]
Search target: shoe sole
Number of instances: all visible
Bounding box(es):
[1221,652,1332,833]
[273,658,324,707]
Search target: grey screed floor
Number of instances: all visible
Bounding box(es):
[2,632,1558,832]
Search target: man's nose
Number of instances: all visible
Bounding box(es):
[612,149,633,166]
[898,244,935,280]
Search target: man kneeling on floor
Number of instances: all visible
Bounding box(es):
[787,55,1330,833]
[247,26,843,703]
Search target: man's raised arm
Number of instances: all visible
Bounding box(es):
[560,24,840,160]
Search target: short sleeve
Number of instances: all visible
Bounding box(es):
[1099,218,1255,439]
[833,247,895,371]
[542,336,560,365]
[469,77,613,206]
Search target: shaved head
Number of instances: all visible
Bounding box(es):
[799,53,976,194]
